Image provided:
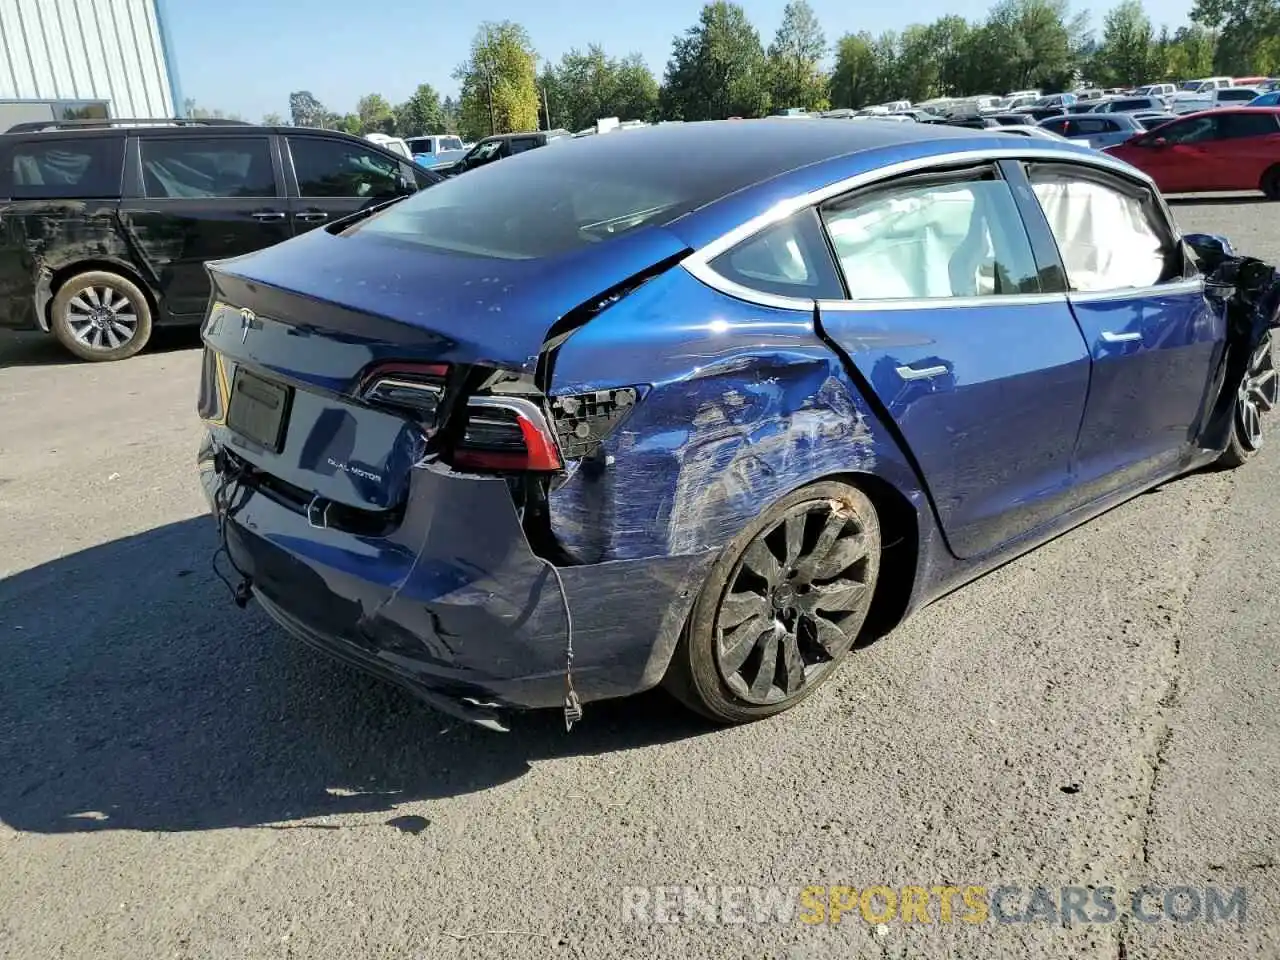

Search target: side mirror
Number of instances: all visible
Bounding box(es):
[1184,233,1235,260]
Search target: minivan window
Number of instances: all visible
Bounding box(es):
[139,137,276,199]
[289,137,401,199]
[1216,112,1280,138]
[9,137,124,199]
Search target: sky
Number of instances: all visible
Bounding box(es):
[165,0,1199,121]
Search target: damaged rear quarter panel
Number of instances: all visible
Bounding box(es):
[546,267,927,565]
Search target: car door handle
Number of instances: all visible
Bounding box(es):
[294,211,329,222]
[251,211,286,221]
[895,364,949,381]
[1101,330,1142,343]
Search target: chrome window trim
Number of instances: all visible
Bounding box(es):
[818,292,1069,312]
[681,145,1159,312]
[1067,278,1205,303]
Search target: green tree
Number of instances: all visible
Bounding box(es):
[441,96,462,135]
[978,0,1075,92]
[355,93,395,134]
[1192,0,1280,73]
[330,113,361,135]
[182,99,243,121]
[927,16,973,96]
[662,1,771,120]
[288,90,327,127]
[830,32,877,108]
[395,84,447,135]
[453,21,540,140]
[545,46,660,131]
[1095,0,1154,86]
[261,111,284,126]
[767,0,829,111]
[612,53,661,122]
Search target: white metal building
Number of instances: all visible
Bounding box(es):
[0,0,181,129]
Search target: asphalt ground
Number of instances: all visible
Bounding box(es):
[0,194,1277,959]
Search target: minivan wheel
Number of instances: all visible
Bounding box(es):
[50,270,152,362]
[665,480,881,724]
[1218,333,1277,468]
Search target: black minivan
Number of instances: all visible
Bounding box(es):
[0,118,440,361]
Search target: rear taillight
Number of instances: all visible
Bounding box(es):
[453,396,562,472]
[357,361,449,428]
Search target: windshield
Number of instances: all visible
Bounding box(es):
[354,151,697,260]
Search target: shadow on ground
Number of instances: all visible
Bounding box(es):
[0,328,201,369]
[0,519,708,834]
[1166,193,1267,207]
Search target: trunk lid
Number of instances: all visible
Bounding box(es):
[201,219,687,516]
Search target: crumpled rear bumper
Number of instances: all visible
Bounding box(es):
[199,436,714,727]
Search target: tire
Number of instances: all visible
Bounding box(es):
[1262,166,1280,201]
[664,480,882,724]
[1218,333,1277,468]
[50,270,153,362]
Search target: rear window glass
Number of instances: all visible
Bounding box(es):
[9,136,123,199]
[1219,88,1259,101]
[355,144,704,259]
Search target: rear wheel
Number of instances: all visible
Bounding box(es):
[1218,333,1277,468]
[50,270,152,362]
[1261,166,1280,201]
[664,480,881,724]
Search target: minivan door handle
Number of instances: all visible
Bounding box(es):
[1101,330,1142,343]
[251,210,286,221]
[294,211,329,223]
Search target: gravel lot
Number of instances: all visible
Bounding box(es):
[1,196,1278,960]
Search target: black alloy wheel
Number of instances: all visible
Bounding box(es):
[665,480,882,723]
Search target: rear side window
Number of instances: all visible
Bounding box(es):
[708,208,844,301]
[1216,112,1280,138]
[289,137,401,199]
[139,137,276,199]
[820,172,1041,300]
[509,138,540,155]
[10,137,123,199]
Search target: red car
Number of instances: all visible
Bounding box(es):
[1104,107,1280,198]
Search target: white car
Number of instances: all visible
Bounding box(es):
[994,124,1070,141]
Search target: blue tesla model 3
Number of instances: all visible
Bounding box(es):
[197,119,1276,730]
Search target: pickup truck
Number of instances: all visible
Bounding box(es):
[404,134,468,170]
[1169,86,1262,114]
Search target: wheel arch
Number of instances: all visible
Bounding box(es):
[44,258,160,330]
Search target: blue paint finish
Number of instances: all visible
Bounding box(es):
[1067,287,1225,503]
[210,218,690,372]
[819,298,1092,559]
[548,268,923,565]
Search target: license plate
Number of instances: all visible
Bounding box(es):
[227,368,291,452]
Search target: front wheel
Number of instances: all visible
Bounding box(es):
[1218,333,1277,468]
[664,480,882,724]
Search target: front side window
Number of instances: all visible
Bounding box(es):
[10,137,124,199]
[708,208,844,301]
[1026,165,1177,293]
[509,139,540,155]
[1158,116,1217,144]
[289,137,400,199]
[139,137,276,199]
[819,172,1040,300]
